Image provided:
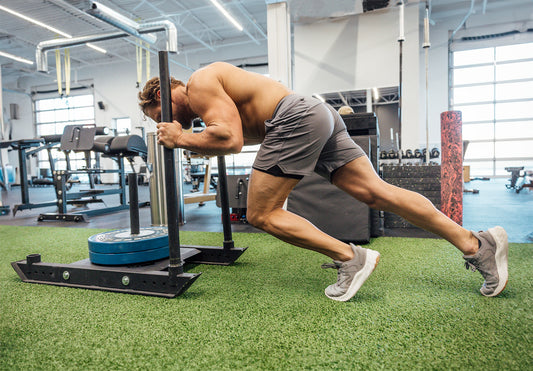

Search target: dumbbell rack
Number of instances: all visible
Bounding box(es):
[11,51,247,298]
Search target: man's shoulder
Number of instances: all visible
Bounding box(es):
[190,62,224,82]
[205,61,234,70]
[188,62,235,91]
[194,61,233,76]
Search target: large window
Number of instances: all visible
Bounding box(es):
[34,94,95,176]
[114,117,131,135]
[452,42,533,177]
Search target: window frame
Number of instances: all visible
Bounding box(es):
[450,42,533,177]
[33,91,96,179]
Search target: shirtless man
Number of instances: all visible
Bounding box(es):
[139,61,508,301]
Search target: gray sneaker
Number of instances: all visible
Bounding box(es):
[464,226,509,297]
[321,243,380,301]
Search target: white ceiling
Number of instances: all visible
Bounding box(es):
[0,0,531,86]
[0,0,269,85]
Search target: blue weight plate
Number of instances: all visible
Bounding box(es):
[89,245,170,266]
[88,226,168,254]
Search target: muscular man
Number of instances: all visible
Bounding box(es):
[139,62,508,301]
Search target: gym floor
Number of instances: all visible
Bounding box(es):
[0,177,531,243]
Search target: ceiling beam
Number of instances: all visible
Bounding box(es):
[235,1,267,39]
[142,0,217,51]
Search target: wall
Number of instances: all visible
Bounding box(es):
[294,2,533,151]
[1,88,36,180]
[422,2,533,152]
[294,5,421,149]
[293,16,358,94]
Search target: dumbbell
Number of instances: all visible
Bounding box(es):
[387,150,398,159]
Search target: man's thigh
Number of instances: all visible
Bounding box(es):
[247,169,300,214]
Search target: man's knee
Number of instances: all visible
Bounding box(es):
[357,183,396,210]
[245,207,266,229]
[246,206,282,232]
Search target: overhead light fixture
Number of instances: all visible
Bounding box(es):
[0,5,107,54]
[0,50,34,65]
[86,43,107,54]
[209,0,243,32]
[0,5,70,37]
[313,94,325,103]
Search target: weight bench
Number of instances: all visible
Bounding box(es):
[38,125,147,222]
[506,166,533,193]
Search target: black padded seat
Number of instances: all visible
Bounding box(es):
[41,134,62,144]
[108,135,147,157]
[92,136,115,153]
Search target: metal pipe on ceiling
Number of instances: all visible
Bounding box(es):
[36,3,180,72]
[36,31,128,72]
[449,0,476,42]
[87,2,178,53]
[86,2,157,45]
[138,20,178,54]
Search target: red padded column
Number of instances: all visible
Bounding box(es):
[440,111,463,225]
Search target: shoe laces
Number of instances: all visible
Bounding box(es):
[322,261,353,287]
[465,260,478,272]
[321,262,341,270]
[465,258,491,283]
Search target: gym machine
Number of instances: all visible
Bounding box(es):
[4,138,59,215]
[506,167,533,193]
[37,124,146,222]
[5,128,109,216]
[0,140,13,215]
[11,50,246,297]
[27,134,63,187]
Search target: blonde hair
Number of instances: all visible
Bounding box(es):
[338,105,354,115]
[138,77,184,114]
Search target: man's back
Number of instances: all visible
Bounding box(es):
[187,62,291,144]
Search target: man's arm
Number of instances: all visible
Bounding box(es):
[157,65,244,156]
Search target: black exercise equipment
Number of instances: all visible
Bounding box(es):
[430,147,440,159]
[7,128,113,216]
[37,125,146,222]
[505,166,533,193]
[216,174,249,223]
[0,141,12,214]
[382,164,442,228]
[27,135,63,187]
[12,51,247,298]
[0,205,9,215]
[506,166,524,191]
[4,138,59,215]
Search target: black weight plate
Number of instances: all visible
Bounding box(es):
[89,245,169,265]
[88,226,168,254]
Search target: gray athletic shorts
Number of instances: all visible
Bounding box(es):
[253,94,366,181]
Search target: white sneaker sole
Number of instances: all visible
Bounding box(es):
[484,226,509,297]
[326,249,380,302]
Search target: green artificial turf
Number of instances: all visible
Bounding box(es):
[0,225,532,370]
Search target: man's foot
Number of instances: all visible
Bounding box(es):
[464,226,509,297]
[321,243,380,301]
